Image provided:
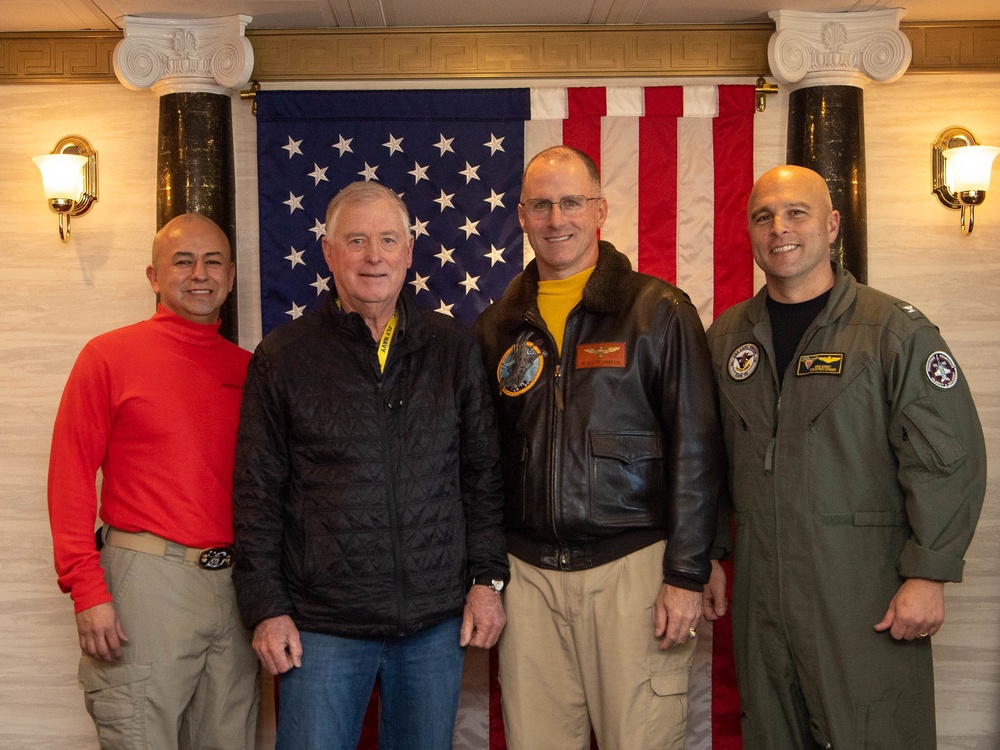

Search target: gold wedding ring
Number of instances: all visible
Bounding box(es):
[688,628,698,639]
[917,632,929,638]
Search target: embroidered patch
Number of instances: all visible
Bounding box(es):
[925,351,959,389]
[896,301,925,320]
[576,342,626,369]
[498,340,544,396]
[728,343,759,381]
[796,353,844,376]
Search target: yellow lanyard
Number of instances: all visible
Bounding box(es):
[377,311,398,372]
[337,299,398,373]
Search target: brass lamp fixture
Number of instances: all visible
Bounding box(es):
[931,126,999,236]
[33,135,99,241]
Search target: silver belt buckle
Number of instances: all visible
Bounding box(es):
[198,548,233,570]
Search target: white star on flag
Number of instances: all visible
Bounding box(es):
[332,135,353,156]
[309,219,326,241]
[484,134,505,154]
[484,245,506,266]
[383,134,404,155]
[308,164,329,186]
[411,217,429,240]
[484,189,505,211]
[282,137,303,159]
[434,190,455,212]
[459,272,481,295]
[284,247,306,268]
[310,274,330,295]
[409,272,430,294]
[435,300,455,317]
[358,162,379,181]
[408,163,430,184]
[434,134,455,156]
[459,162,481,184]
[283,192,304,213]
[435,245,456,266]
[286,301,306,319]
[461,217,480,238]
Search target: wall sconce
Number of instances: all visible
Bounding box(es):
[33,135,99,241]
[931,126,999,236]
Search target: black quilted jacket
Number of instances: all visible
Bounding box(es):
[232,291,508,638]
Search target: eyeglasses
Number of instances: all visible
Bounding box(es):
[519,195,601,216]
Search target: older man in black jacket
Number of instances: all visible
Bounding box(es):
[233,181,508,750]
[474,146,726,750]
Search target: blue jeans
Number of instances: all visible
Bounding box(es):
[276,618,464,750]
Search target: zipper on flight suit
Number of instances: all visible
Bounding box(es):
[765,393,780,473]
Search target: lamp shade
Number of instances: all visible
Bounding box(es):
[942,145,1000,193]
[32,153,88,201]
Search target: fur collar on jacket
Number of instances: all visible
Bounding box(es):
[488,241,632,333]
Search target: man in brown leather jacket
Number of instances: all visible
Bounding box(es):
[473,146,726,750]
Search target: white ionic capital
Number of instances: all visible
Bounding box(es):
[768,9,912,90]
[114,15,254,96]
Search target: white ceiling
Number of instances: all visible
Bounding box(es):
[3,0,998,32]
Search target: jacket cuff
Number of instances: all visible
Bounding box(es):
[898,539,965,582]
[663,572,704,592]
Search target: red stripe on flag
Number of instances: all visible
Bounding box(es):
[712,556,743,749]
[489,647,507,750]
[712,85,755,319]
[638,87,683,282]
[564,87,606,173]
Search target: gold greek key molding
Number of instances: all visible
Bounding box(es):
[903,22,1000,72]
[247,25,772,79]
[2,22,997,84]
[0,32,120,83]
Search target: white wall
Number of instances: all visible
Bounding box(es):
[0,72,997,748]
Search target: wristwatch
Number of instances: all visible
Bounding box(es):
[471,577,505,593]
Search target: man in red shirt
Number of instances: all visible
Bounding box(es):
[48,213,259,749]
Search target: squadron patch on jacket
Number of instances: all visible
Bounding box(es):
[498,339,545,396]
[728,343,760,381]
[926,350,959,389]
[576,342,626,369]
[796,353,844,376]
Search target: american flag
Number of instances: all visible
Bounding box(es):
[256,88,529,334]
[255,85,755,750]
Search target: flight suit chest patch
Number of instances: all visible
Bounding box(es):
[796,353,844,376]
[727,343,759,381]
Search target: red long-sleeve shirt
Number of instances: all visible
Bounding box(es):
[47,306,251,613]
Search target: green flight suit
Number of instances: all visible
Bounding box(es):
[706,265,986,749]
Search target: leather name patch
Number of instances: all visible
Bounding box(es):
[576,342,626,369]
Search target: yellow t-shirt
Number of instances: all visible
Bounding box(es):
[537,266,596,355]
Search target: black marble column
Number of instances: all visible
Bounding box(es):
[787,86,868,284]
[157,92,238,342]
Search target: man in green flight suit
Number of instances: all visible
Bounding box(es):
[705,165,986,749]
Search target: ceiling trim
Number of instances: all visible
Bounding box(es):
[1,22,997,84]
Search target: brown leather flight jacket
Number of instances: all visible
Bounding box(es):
[473,242,725,589]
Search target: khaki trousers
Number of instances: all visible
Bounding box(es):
[78,542,260,749]
[498,542,696,750]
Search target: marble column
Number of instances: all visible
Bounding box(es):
[768,10,911,283]
[113,15,254,342]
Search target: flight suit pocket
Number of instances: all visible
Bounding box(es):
[896,397,967,478]
[79,660,151,745]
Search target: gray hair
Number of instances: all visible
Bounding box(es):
[324,181,412,238]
